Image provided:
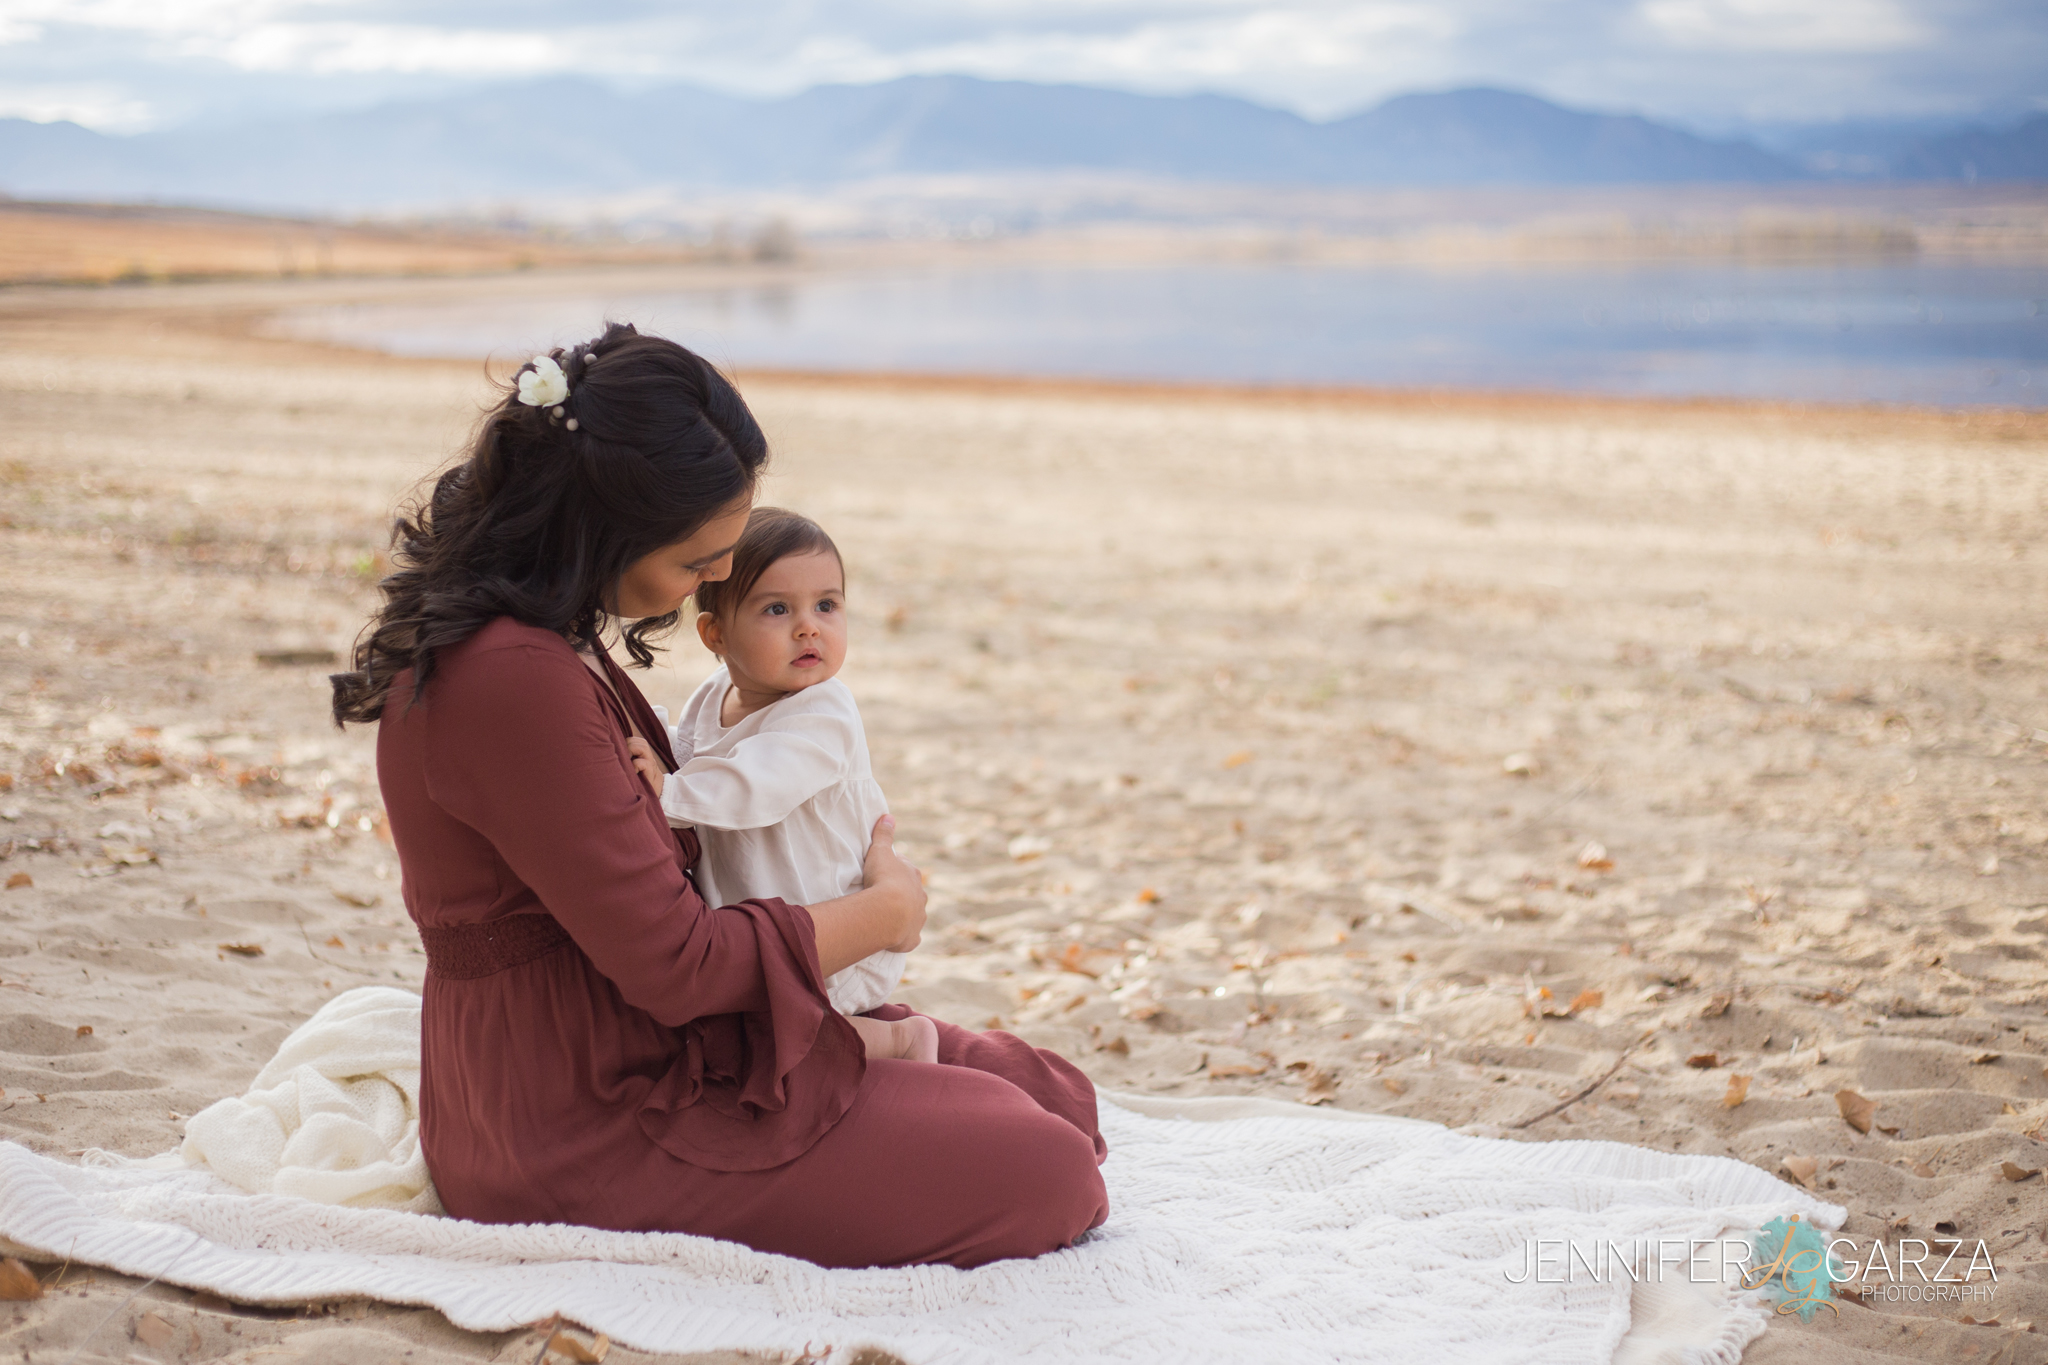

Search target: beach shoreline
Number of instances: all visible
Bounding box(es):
[0,273,2044,1363]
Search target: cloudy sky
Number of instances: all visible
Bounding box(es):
[2,0,2042,134]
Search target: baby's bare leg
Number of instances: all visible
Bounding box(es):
[845,1014,902,1060]
[845,1012,939,1063]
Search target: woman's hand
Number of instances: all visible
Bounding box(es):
[625,736,662,795]
[861,815,927,953]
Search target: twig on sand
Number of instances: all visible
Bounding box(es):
[1509,1032,1655,1131]
[1506,770,1603,836]
[58,1237,198,1365]
[296,917,383,981]
[1403,899,1468,933]
[525,1313,563,1365]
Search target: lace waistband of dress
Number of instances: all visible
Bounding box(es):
[419,914,574,980]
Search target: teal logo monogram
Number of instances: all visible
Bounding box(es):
[1743,1214,1840,1319]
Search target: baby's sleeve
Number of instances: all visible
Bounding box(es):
[660,697,856,831]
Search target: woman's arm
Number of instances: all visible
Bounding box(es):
[422,639,788,1025]
[806,814,926,976]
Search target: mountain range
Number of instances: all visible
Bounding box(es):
[0,76,2040,215]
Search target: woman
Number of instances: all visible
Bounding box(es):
[331,324,1108,1268]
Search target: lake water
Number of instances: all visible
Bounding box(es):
[279,259,2048,408]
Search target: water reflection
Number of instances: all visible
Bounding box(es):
[277,260,2048,407]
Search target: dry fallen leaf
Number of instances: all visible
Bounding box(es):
[547,1330,611,1363]
[1136,887,1161,904]
[1095,1032,1129,1056]
[1208,1063,1266,1080]
[135,1313,175,1349]
[1781,1156,1819,1189]
[1723,1074,1752,1108]
[1222,750,1253,769]
[1958,1314,2001,1328]
[2002,1161,2042,1182]
[0,1258,42,1301]
[1972,1052,2001,1065]
[1686,1052,1721,1069]
[1568,989,1604,1014]
[1836,1089,1879,1135]
[325,935,346,949]
[4,873,29,890]
[1907,1159,1935,1178]
[333,890,380,909]
[218,943,264,957]
[73,1025,90,1038]
[1054,942,1100,978]
[1699,992,1732,1019]
[1576,841,1614,871]
[1381,1076,1407,1095]
[1300,1067,1338,1105]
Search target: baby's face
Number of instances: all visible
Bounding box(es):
[711,550,848,694]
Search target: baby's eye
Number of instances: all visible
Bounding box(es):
[764,602,788,616]
[816,599,837,612]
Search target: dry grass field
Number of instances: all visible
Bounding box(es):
[0,202,730,287]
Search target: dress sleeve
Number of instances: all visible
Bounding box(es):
[659,700,854,831]
[421,640,779,1026]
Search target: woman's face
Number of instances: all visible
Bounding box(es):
[613,498,754,620]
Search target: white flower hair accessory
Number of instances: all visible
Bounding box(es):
[516,355,569,409]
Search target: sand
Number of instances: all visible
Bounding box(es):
[0,272,2044,1364]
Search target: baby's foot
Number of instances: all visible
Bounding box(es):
[845,1012,939,1063]
[898,1013,939,1065]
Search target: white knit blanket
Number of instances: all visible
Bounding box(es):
[0,990,1842,1365]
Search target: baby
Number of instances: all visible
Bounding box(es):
[626,507,937,1066]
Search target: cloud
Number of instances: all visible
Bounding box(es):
[0,0,2040,132]
[1635,0,1926,53]
[0,82,155,131]
[748,4,1464,111]
[214,22,563,75]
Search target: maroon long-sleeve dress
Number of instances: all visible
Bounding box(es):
[376,617,1108,1268]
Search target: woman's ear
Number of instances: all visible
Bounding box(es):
[695,611,723,655]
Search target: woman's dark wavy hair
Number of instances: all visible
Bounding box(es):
[330,322,768,725]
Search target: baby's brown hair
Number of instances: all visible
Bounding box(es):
[692,506,842,620]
